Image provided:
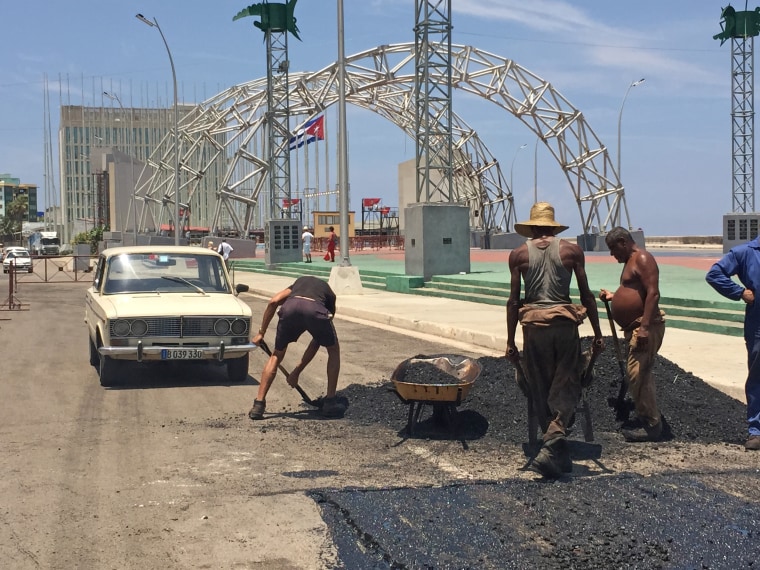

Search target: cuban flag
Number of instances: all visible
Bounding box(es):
[289,115,325,150]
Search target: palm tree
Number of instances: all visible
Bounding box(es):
[2,195,29,244]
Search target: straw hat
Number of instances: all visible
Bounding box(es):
[303,226,309,230]
[514,202,569,238]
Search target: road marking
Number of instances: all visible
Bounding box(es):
[406,445,473,479]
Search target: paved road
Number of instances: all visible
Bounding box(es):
[1,277,758,569]
[0,278,505,569]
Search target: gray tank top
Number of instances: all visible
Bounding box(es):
[523,239,572,306]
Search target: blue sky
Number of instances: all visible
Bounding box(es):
[0,1,737,237]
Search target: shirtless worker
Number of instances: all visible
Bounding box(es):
[600,226,665,442]
[506,202,605,478]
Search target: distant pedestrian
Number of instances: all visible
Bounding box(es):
[302,226,314,263]
[207,240,215,251]
[217,239,233,270]
[706,236,760,451]
[249,275,345,420]
[325,226,337,262]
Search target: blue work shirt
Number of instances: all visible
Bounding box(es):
[706,236,760,342]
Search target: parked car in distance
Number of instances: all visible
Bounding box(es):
[2,248,33,273]
[84,246,255,386]
[1,246,28,263]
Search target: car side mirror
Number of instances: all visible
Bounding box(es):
[235,283,249,295]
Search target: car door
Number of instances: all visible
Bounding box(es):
[84,256,107,339]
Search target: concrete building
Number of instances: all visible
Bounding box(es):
[58,104,224,243]
[0,174,38,223]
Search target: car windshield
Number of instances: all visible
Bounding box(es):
[102,252,231,295]
[5,249,28,258]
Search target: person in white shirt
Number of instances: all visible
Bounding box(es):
[217,239,233,270]
[302,226,314,263]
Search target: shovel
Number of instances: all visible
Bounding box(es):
[258,339,323,409]
[603,298,633,421]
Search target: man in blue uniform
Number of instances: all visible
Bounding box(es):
[706,236,760,450]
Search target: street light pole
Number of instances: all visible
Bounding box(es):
[103,91,137,241]
[617,78,645,183]
[533,137,540,204]
[510,143,527,201]
[137,13,180,246]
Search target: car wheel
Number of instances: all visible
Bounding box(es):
[226,353,250,383]
[89,336,99,367]
[98,341,120,387]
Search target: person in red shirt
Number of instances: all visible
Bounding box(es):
[326,226,337,262]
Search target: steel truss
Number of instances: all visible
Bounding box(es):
[136,43,630,237]
[415,0,454,203]
[731,36,755,213]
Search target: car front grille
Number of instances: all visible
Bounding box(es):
[109,316,250,338]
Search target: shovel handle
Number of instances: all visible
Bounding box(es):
[258,339,317,406]
[603,298,630,413]
[259,339,291,378]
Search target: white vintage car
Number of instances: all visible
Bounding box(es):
[85,246,255,386]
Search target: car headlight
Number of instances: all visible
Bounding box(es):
[213,319,231,335]
[112,319,131,337]
[231,318,248,335]
[131,319,148,336]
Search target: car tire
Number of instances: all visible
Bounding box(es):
[89,336,99,367]
[227,353,250,383]
[98,340,120,387]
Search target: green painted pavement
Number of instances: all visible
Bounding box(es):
[232,250,745,338]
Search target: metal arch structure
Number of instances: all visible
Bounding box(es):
[136,43,630,238]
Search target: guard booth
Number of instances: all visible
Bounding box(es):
[264,219,302,266]
[723,213,760,253]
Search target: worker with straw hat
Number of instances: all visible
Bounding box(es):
[506,202,605,478]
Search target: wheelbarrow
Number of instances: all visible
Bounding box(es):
[390,354,481,436]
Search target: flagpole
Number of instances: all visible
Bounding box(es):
[295,133,301,210]
[305,129,310,215]
[315,121,321,214]
[325,114,331,210]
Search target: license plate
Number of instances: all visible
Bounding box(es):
[161,348,204,360]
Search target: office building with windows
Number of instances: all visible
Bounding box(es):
[58,104,224,243]
[0,174,38,223]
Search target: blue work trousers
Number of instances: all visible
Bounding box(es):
[747,336,760,436]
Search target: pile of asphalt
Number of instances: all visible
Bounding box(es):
[338,336,748,446]
[312,470,760,569]
[312,340,754,569]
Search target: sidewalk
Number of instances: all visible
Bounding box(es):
[234,267,748,404]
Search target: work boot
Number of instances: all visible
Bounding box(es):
[531,436,571,478]
[320,397,346,418]
[622,418,662,442]
[248,399,266,420]
[745,435,760,451]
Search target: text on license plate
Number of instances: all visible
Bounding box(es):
[161,348,204,360]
